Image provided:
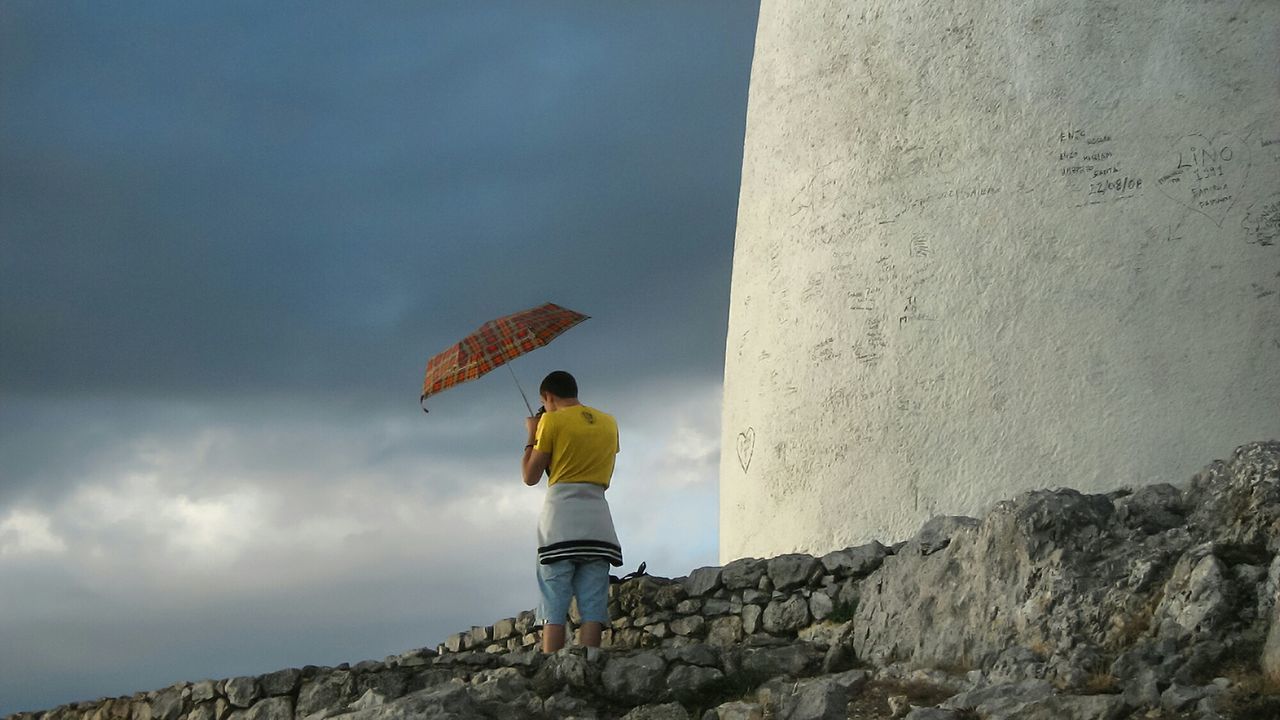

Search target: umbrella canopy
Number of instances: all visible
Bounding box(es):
[420,302,590,413]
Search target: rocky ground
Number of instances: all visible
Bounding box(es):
[8,441,1279,720]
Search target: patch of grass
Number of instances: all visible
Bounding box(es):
[1079,673,1119,695]
[1216,665,1280,720]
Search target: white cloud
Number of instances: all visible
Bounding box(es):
[0,509,67,556]
[0,379,724,714]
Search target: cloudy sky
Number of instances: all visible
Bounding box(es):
[0,2,760,714]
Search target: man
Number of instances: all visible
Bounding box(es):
[521,370,622,653]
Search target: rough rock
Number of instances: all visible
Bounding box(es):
[601,651,667,704]
[721,558,766,591]
[150,685,186,720]
[620,703,689,720]
[819,541,889,579]
[530,649,592,697]
[902,710,959,720]
[685,567,723,597]
[224,678,258,708]
[670,615,706,637]
[741,644,819,681]
[260,669,302,697]
[664,665,724,701]
[710,701,763,720]
[766,554,822,592]
[296,672,354,718]
[762,595,810,634]
[907,516,979,556]
[224,697,292,720]
[706,616,744,648]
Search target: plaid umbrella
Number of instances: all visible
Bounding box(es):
[420,302,590,413]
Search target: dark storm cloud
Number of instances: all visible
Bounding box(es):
[0,2,756,715]
[0,1,757,401]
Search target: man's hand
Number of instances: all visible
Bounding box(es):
[524,415,540,443]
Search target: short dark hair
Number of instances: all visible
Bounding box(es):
[540,370,578,399]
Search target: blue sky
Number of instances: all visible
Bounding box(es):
[0,2,760,714]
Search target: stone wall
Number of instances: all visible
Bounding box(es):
[8,441,1279,720]
[721,0,1280,559]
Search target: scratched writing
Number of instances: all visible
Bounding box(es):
[877,184,1001,224]
[848,288,878,311]
[736,427,755,473]
[1242,195,1280,247]
[898,295,934,325]
[810,337,839,364]
[1156,133,1250,226]
[1056,128,1142,207]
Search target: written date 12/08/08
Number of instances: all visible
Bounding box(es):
[1089,175,1142,197]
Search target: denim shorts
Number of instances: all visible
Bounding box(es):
[537,558,611,626]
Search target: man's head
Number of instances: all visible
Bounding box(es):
[539,370,578,407]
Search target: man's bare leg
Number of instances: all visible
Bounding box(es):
[542,624,566,653]
[580,621,603,648]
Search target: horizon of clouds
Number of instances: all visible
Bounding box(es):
[0,1,760,714]
[0,376,724,713]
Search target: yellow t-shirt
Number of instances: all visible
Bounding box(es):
[534,404,619,487]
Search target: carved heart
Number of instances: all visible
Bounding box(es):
[1156,133,1250,226]
[736,427,755,473]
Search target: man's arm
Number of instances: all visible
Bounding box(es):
[522,414,551,486]
[522,447,551,486]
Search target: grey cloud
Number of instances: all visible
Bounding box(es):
[0,376,721,716]
[1,1,757,401]
[0,1,751,714]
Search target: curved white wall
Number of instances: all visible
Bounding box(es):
[721,0,1280,561]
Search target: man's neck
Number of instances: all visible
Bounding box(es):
[551,398,583,411]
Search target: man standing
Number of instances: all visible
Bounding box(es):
[521,370,622,653]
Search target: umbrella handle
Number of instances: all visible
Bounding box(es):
[420,394,429,413]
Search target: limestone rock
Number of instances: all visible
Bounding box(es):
[1154,543,1233,639]
[601,651,667,705]
[323,680,479,720]
[530,649,592,697]
[151,685,187,720]
[189,703,215,720]
[620,703,688,720]
[296,672,354,718]
[767,671,865,720]
[542,690,596,719]
[808,593,833,622]
[766,555,821,592]
[225,698,292,720]
[189,682,217,705]
[706,616,744,648]
[685,567,723,597]
[1264,583,1280,679]
[1114,483,1187,534]
[721,558,766,590]
[819,542,890,579]
[665,665,724,701]
[259,669,301,697]
[906,516,980,557]
[762,595,809,634]
[741,644,819,681]
[224,678,258,708]
[710,701,763,720]
[670,615,705,637]
[903,710,959,720]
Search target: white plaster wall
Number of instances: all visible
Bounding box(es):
[721,0,1280,562]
